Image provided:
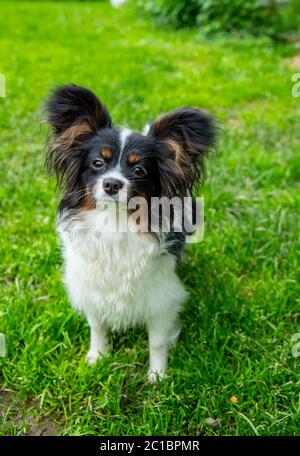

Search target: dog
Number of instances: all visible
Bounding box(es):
[44,84,215,382]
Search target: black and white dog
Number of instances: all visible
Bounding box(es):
[45,84,215,382]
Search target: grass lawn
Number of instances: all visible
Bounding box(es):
[0,0,299,436]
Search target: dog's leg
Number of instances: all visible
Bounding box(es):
[86,315,108,365]
[147,318,180,383]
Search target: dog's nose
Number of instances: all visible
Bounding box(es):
[103,178,124,195]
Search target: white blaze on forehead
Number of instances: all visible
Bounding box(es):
[142,123,150,135]
[118,127,132,164]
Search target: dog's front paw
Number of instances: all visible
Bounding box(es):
[86,350,103,365]
[148,369,166,384]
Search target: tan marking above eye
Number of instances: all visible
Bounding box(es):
[128,152,141,165]
[101,147,112,160]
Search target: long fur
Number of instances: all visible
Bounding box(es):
[44,84,215,382]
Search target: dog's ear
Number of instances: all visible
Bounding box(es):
[44,84,112,189]
[148,108,216,197]
[45,84,112,134]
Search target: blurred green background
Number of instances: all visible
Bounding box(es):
[0,0,299,436]
[136,0,300,36]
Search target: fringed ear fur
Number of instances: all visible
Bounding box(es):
[148,107,216,197]
[44,84,112,190]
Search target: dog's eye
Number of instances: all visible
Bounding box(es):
[132,166,145,177]
[92,159,105,170]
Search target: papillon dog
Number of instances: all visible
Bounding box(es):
[45,84,215,382]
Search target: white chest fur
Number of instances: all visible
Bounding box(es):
[57,209,188,331]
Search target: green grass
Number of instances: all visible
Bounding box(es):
[0,0,300,436]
